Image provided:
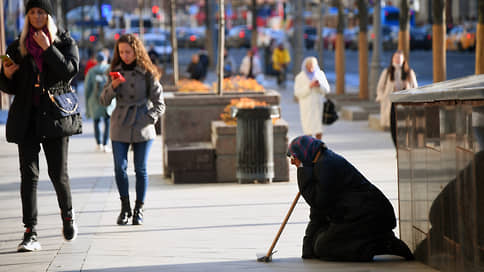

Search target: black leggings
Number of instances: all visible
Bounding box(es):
[18,136,72,227]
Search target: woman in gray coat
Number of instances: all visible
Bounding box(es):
[100,34,165,225]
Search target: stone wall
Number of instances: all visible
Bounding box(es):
[211,120,289,182]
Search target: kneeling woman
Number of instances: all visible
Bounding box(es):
[287,136,413,261]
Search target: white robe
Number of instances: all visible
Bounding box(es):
[294,69,330,135]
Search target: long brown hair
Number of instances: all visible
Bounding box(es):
[111,34,160,80]
[387,50,411,82]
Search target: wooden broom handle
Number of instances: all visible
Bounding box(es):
[264,149,321,258]
[265,191,301,258]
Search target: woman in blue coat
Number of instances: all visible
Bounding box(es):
[287,136,414,261]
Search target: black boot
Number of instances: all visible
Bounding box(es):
[132,200,144,225]
[117,196,132,225]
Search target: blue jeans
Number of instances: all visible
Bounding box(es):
[112,140,153,203]
[94,115,110,146]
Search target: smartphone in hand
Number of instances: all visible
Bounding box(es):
[109,72,126,82]
[1,54,14,66]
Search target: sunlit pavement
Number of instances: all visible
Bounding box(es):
[0,75,437,272]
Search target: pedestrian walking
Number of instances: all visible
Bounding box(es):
[99,33,165,225]
[376,50,418,146]
[294,57,330,140]
[272,42,290,87]
[0,0,80,252]
[84,50,115,152]
[287,136,414,261]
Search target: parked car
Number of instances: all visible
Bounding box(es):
[410,25,432,50]
[446,25,464,51]
[226,25,251,48]
[176,27,205,48]
[143,33,172,63]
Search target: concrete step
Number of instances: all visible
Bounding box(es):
[368,113,389,131]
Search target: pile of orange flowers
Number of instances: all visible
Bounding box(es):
[177,79,211,93]
[213,76,264,92]
[220,98,278,125]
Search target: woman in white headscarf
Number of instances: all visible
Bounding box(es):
[294,57,330,140]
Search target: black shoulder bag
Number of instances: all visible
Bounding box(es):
[40,81,83,138]
[322,98,338,125]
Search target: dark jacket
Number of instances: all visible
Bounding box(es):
[298,147,397,261]
[0,30,79,143]
[186,61,203,80]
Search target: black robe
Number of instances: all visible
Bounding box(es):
[298,147,408,261]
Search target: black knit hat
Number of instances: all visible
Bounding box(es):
[25,0,54,15]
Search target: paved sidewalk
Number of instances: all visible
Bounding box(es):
[0,78,436,272]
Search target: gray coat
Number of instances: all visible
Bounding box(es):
[99,64,165,143]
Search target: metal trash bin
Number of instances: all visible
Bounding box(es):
[232,106,280,184]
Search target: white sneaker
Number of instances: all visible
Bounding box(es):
[103,145,112,153]
[17,231,42,252]
[96,144,103,152]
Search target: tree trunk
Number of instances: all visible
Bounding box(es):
[217,0,225,95]
[96,0,105,47]
[138,0,145,41]
[432,0,446,82]
[358,0,368,100]
[398,0,410,60]
[251,0,257,49]
[335,0,345,95]
[206,0,215,69]
[170,0,179,85]
[317,0,324,66]
[369,0,382,101]
[476,0,484,74]
[293,0,304,76]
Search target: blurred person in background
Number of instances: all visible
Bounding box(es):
[223,48,236,78]
[239,48,262,81]
[294,57,330,140]
[272,42,290,87]
[186,53,203,80]
[84,50,115,153]
[198,47,210,81]
[376,50,417,147]
[84,48,97,76]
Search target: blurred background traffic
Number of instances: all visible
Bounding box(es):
[1,0,479,85]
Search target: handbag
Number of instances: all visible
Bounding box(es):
[40,81,83,138]
[322,98,338,125]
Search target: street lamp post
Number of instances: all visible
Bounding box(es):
[217,0,225,95]
[170,0,179,85]
[369,0,382,101]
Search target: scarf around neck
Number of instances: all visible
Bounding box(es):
[26,26,50,72]
[121,60,137,70]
